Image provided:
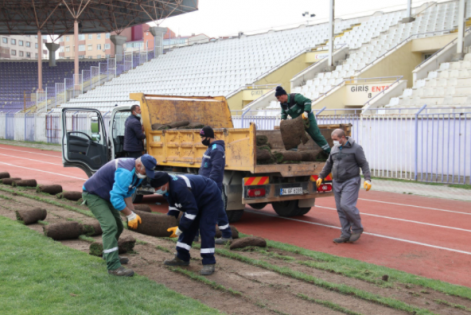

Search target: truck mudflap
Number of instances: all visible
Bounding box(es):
[242,175,333,204]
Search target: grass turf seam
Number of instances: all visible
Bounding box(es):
[297,293,363,315]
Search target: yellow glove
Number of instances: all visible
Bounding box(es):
[302,112,309,120]
[316,178,323,188]
[126,212,142,229]
[167,226,182,238]
[363,180,372,191]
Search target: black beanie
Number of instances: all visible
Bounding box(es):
[275,86,287,97]
[200,126,214,138]
[150,171,170,188]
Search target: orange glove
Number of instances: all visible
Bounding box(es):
[302,112,309,120]
[316,178,323,188]
[363,180,372,191]
[126,212,142,229]
[167,226,182,238]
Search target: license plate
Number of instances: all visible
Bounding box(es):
[280,187,303,196]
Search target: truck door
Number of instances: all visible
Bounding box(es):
[110,107,132,159]
[61,108,110,177]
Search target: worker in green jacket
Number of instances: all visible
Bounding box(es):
[275,86,331,153]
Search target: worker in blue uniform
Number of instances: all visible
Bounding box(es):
[150,172,221,276]
[198,126,232,244]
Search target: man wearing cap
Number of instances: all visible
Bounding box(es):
[275,86,331,154]
[150,172,221,276]
[199,126,232,244]
[82,154,157,277]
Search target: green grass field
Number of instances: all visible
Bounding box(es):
[0,216,219,315]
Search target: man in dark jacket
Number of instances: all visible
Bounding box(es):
[198,126,232,244]
[317,129,372,244]
[124,105,146,158]
[150,172,221,276]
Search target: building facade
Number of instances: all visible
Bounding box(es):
[0,35,47,60]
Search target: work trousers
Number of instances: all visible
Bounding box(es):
[177,198,220,265]
[306,112,331,153]
[126,151,142,159]
[332,176,363,238]
[195,187,231,239]
[82,192,123,271]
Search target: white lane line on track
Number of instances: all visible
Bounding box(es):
[357,198,471,216]
[0,146,61,158]
[0,161,87,181]
[0,153,62,166]
[315,206,471,233]
[245,209,471,256]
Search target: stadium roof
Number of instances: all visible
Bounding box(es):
[0,0,198,35]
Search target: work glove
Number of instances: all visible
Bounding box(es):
[316,178,324,188]
[363,180,372,191]
[167,226,183,238]
[302,111,309,120]
[127,212,142,229]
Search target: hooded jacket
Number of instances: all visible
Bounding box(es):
[124,115,146,152]
[198,140,225,190]
[319,137,371,182]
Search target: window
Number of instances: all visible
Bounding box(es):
[26,52,31,58]
[97,44,101,50]
[26,42,31,47]
[11,50,16,56]
[106,54,110,58]
[88,56,92,59]
[104,43,110,49]
[65,46,70,52]
[87,45,93,51]
[35,53,38,58]
[19,51,24,57]
[66,36,69,41]
[106,33,110,39]
[2,37,8,44]
[11,39,16,45]
[79,34,85,40]
[79,55,84,59]
[35,43,38,48]
[88,34,93,39]
[97,34,101,39]
[97,54,101,59]
[78,45,85,51]
[19,40,23,46]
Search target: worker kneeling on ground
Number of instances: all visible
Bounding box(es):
[82,154,157,277]
[199,126,232,244]
[317,129,371,244]
[150,172,220,276]
[275,86,331,154]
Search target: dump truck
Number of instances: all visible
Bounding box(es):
[61,94,350,222]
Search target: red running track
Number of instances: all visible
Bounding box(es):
[1,143,470,287]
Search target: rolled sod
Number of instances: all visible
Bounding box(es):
[215,225,239,239]
[81,221,102,236]
[178,122,205,129]
[15,208,47,225]
[56,191,83,201]
[129,210,178,237]
[13,179,37,187]
[273,150,320,164]
[43,221,83,240]
[280,116,309,150]
[151,123,170,131]
[256,148,274,161]
[230,236,267,250]
[36,185,63,195]
[0,172,10,179]
[168,121,190,128]
[133,204,152,213]
[1,178,21,185]
[89,235,136,257]
[256,135,269,146]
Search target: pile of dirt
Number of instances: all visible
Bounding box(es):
[15,208,47,225]
[280,116,309,150]
[129,210,178,237]
[151,121,205,131]
[89,235,136,256]
[37,185,63,195]
[56,191,82,201]
[134,205,152,213]
[230,237,267,250]
[0,172,10,179]
[13,179,37,187]
[43,221,83,240]
[81,221,103,236]
[215,225,239,239]
[1,178,21,185]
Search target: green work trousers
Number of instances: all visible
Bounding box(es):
[306,112,331,153]
[82,192,123,271]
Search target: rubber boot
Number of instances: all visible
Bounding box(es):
[333,236,350,244]
[215,237,232,245]
[108,266,134,277]
[164,255,190,266]
[200,264,215,275]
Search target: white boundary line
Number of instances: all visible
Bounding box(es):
[357,198,471,215]
[245,209,471,256]
[0,161,87,181]
[315,206,471,232]
[0,153,62,166]
[0,146,61,158]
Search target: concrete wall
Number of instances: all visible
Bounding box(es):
[0,113,5,139]
[411,34,456,53]
[35,114,48,143]
[13,114,25,141]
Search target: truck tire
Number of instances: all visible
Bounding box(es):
[226,210,244,223]
[249,203,268,210]
[272,200,312,217]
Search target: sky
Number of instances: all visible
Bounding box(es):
[156,0,449,38]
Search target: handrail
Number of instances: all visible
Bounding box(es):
[363,75,403,107]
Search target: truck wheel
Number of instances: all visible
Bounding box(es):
[226,210,244,223]
[249,203,268,210]
[132,192,143,203]
[272,201,312,217]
